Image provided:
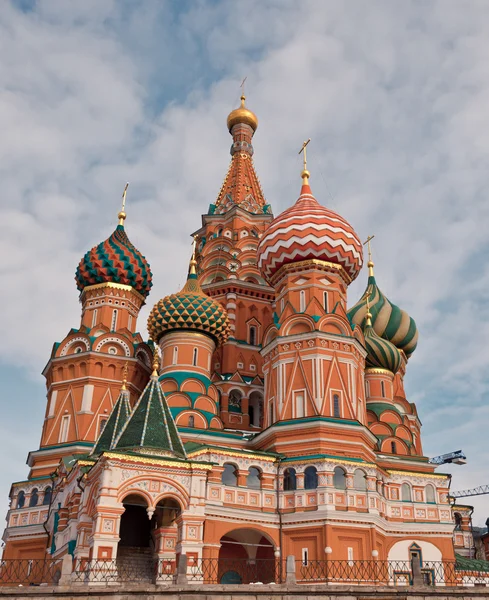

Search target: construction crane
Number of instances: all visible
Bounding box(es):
[428,450,467,466]
[450,485,489,499]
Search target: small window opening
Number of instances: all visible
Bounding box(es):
[188,415,195,428]
[111,309,118,331]
[300,290,306,312]
[249,326,257,346]
[381,380,385,397]
[192,348,198,366]
[173,347,178,365]
[333,394,340,418]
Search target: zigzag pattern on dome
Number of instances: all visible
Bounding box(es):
[348,275,418,359]
[75,225,152,298]
[148,269,230,345]
[257,189,363,282]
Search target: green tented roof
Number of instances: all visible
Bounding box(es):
[455,554,489,572]
[92,389,131,456]
[114,375,186,458]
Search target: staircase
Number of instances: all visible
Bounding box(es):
[116,546,155,583]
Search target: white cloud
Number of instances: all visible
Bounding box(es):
[0,0,488,526]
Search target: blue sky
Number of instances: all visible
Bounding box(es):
[0,0,488,531]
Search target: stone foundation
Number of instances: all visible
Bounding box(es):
[0,584,489,600]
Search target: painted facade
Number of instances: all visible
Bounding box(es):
[3,97,461,572]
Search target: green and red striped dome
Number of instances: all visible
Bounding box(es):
[75,224,152,298]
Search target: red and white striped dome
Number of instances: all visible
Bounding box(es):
[257,183,363,283]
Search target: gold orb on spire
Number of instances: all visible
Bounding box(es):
[227,95,258,132]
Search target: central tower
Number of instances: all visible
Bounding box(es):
[192,95,275,430]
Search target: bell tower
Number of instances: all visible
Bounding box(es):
[192,95,275,430]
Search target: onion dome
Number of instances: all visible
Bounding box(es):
[147,252,230,345]
[257,170,363,283]
[227,94,258,132]
[348,262,418,359]
[75,209,152,299]
[363,310,402,374]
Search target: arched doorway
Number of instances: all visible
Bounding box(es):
[119,494,151,550]
[219,528,277,584]
[117,494,154,581]
[152,498,182,582]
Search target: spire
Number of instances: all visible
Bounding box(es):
[91,367,132,456]
[118,182,129,226]
[298,138,311,192]
[151,346,160,378]
[363,235,375,279]
[113,368,186,458]
[214,93,268,215]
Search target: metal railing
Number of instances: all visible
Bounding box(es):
[0,558,62,586]
[186,557,282,584]
[72,556,158,584]
[297,559,412,585]
[295,559,489,587]
[0,556,488,587]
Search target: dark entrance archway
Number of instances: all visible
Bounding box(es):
[119,494,151,549]
[218,528,276,584]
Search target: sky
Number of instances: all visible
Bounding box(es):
[0,0,488,533]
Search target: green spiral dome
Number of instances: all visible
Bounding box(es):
[363,317,402,374]
[348,274,418,359]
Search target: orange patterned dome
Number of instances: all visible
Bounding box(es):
[257,182,363,283]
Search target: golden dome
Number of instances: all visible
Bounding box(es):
[227,95,258,132]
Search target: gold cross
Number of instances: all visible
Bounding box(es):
[121,182,129,212]
[299,138,311,171]
[363,235,375,263]
[118,183,129,225]
[240,77,247,97]
[191,234,199,260]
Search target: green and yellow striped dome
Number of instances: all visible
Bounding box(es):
[147,262,230,346]
[348,274,418,359]
[363,313,402,374]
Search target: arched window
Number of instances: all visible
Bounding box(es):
[111,309,118,331]
[391,441,397,454]
[43,487,52,506]
[188,415,195,428]
[333,394,341,418]
[218,228,223,237]
[454,512,462,530]
[283,468,297,491]
[353,469,367,490]
[91,308,98,328]
[333,466,346,490]
[222,463,238,486]
[323,291,328,312]
[247,467,261,489]
[425,484,436,503]
[304,466,318,490]
[29,489,39,507]
[401,483,412,501]
[16,491,25,509]
[269,400,274,426]
[381,380,385,397]
[249,326,257,346]
[228,390,242,413]
[192,348,198,366]
[173,347,178,365]
[300,290,306,312]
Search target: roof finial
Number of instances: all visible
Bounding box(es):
[121,361,128,391]
[118,183,129,226]
[365,295,373,327]
[240,76,247,105]
[152,346,160,378]
[189,235,199,276]
[299,138,311,186]
[363,235,375,277]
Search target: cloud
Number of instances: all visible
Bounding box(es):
[0,0,488,526]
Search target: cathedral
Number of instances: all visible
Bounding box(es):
[2,96,457,576]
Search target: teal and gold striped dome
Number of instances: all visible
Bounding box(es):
[147,261,230,346]
[363,313,402,374]
[348,274,418,359]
